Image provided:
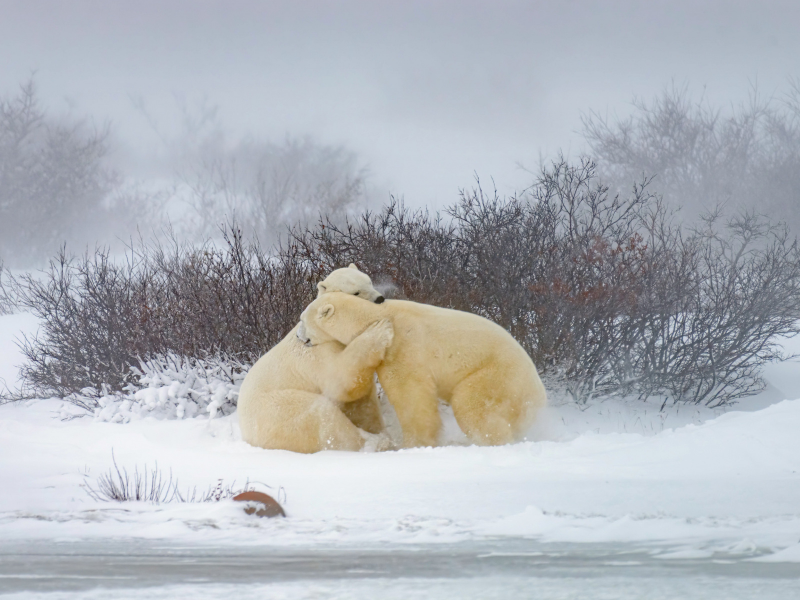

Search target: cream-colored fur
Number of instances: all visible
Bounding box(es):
[317,264,385,303]
[299,293,547,448]
[237,320,393,453]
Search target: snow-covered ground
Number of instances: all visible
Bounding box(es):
[1,312,800,598]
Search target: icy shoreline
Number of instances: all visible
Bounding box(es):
[1,538,799,599]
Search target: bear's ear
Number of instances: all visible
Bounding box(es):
[348,263,359,271]
[317,282,327,293]
[317,304,335,320]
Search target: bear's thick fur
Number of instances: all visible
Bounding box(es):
[299,293,547,447]
[316,264,385,303]
[238,265,387,453]
[237,320,394,453]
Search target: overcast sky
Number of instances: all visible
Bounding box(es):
[2,0,799,206]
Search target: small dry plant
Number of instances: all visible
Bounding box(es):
[82,451,257,504]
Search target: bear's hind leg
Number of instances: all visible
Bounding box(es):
[449,370,527,446]
[240,389,367,453]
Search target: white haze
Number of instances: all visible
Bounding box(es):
[2,0,799,208]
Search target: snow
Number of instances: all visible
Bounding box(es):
[89,353,243,423]
[4,396,799,554]
[2,576,799,600]
[753,542,800,563]
[1,310,800,596]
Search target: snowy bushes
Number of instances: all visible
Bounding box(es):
[293,158,800,406]
[72,353,245,422]
[622,212,800,405]
[7,158,800,409]
[11,228,313,399]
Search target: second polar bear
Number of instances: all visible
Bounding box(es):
[299,292,547,447]
[317,264,385,303]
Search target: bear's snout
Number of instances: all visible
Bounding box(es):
[296,322,312,346]
[375,295,385,304]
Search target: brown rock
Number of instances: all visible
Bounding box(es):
[233,491,286,518]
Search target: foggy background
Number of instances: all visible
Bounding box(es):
[1,0,799,265]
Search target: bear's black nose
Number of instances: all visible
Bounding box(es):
[296,323,312,345]
[375,295,385,304]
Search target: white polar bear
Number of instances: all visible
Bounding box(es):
[238,265,388,453]
[299,292,547,447]
[237,320,394,453]
[316,264,385,303]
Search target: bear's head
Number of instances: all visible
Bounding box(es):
[316,264,385,303]
[298,291,379,347]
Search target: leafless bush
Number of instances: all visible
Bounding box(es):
[7,158,800,407]
[183,137,370,246]
[291,159,661,400]
[9,225,314,400]
[622,211,800,406]
[582,81,800,233]
[292,157,800,405]
[0,78,119,266]
[82,451,255,504]
[0,260,15,315]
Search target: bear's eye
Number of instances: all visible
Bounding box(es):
[354,292,360,296]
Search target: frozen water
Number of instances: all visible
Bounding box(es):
[1,539,799,599]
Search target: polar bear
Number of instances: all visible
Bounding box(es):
[238,265,388,453]
[237,319,394,453]
[299,292,547,447]
[316,264,385,303]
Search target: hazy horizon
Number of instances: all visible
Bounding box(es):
[2,0,798,207]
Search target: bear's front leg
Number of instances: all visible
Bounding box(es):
[321,319,394,403]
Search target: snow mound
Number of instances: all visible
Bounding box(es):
[82,353,248,423]
[1,398,798,554]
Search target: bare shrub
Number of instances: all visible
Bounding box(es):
[184,137,370,246]
[82,451,256,504]
[624,211,800,406]
[582,82,800,233]
[0,260,15,315]
[9,225,314,400]
[0,79,118,266]
[292,158,800,405]
[7,158,800,408]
